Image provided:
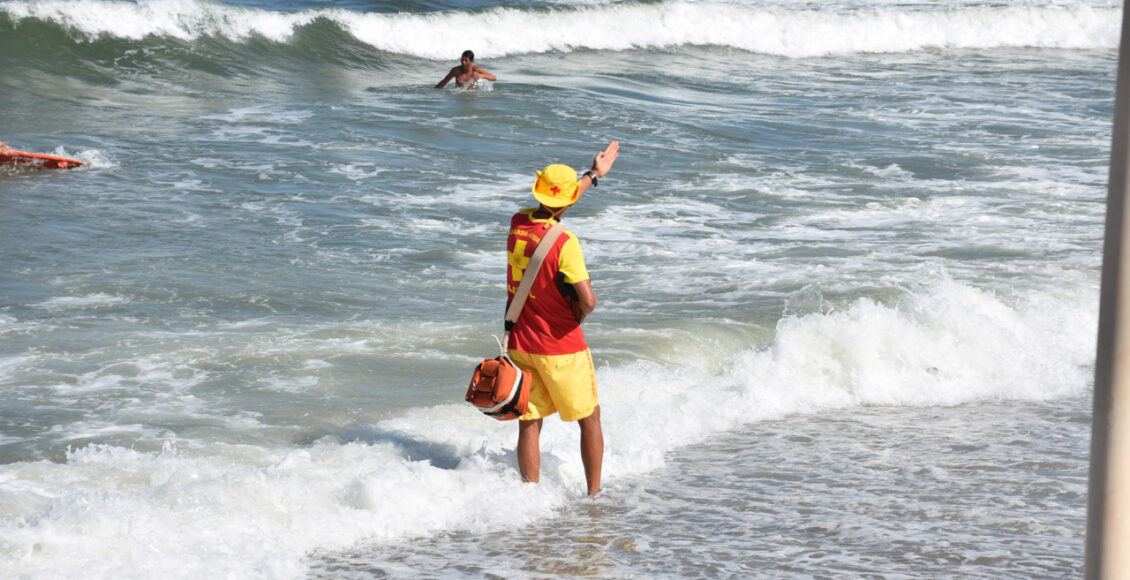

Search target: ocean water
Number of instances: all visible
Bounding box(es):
[0,0,1115,577]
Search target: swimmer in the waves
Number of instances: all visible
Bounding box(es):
[435,50,497,89]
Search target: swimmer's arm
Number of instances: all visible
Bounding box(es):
[435,68,458,88]
[473,66,497,82]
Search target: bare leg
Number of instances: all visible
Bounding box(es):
[578,405,603,496]
[518,418,542,483]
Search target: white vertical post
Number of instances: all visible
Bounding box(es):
[1087,2,1130,578]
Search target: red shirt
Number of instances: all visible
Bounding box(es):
[506,209,589,355]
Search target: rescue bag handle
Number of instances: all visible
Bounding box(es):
[502,223,566,353]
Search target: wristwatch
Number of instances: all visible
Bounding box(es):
[583,171,598,187]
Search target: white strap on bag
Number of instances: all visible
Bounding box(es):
[501,223,566,353]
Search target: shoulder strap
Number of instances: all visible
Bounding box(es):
[502,223,566,352]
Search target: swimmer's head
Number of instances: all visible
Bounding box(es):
[461,50,475,63]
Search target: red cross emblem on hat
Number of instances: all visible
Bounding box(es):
[550,185,561,194]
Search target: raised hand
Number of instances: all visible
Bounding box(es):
[591,141,620,178]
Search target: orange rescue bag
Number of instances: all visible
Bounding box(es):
[465,355,530,421]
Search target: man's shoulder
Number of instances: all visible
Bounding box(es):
[510,208,537,225]
[559,230,583,250]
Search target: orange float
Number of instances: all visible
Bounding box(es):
[0,150,85,169]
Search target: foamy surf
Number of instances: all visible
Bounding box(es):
[0,277,1094,578]
[0,0,1119,57]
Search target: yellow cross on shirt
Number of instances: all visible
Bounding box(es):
[507,239,531,284]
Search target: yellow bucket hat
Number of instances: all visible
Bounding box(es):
[532,164,580,208]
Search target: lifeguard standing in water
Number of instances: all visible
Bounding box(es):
[436,50,497,89]
[507,141,620,497]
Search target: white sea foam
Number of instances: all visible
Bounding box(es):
[0,277,1095,578]
[0,0,1118,57]
[34,293,129,309]
[328,163,388,181]
[0,314,20,334]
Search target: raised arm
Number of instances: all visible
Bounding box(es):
[577,141,620,199]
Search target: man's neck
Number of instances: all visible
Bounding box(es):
[533,206,564,221]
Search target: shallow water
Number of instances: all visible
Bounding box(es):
[311,396,1089,578]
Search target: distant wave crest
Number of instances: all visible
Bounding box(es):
[0,0,1119,58]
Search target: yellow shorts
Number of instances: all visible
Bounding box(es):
[508,348,598,422]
